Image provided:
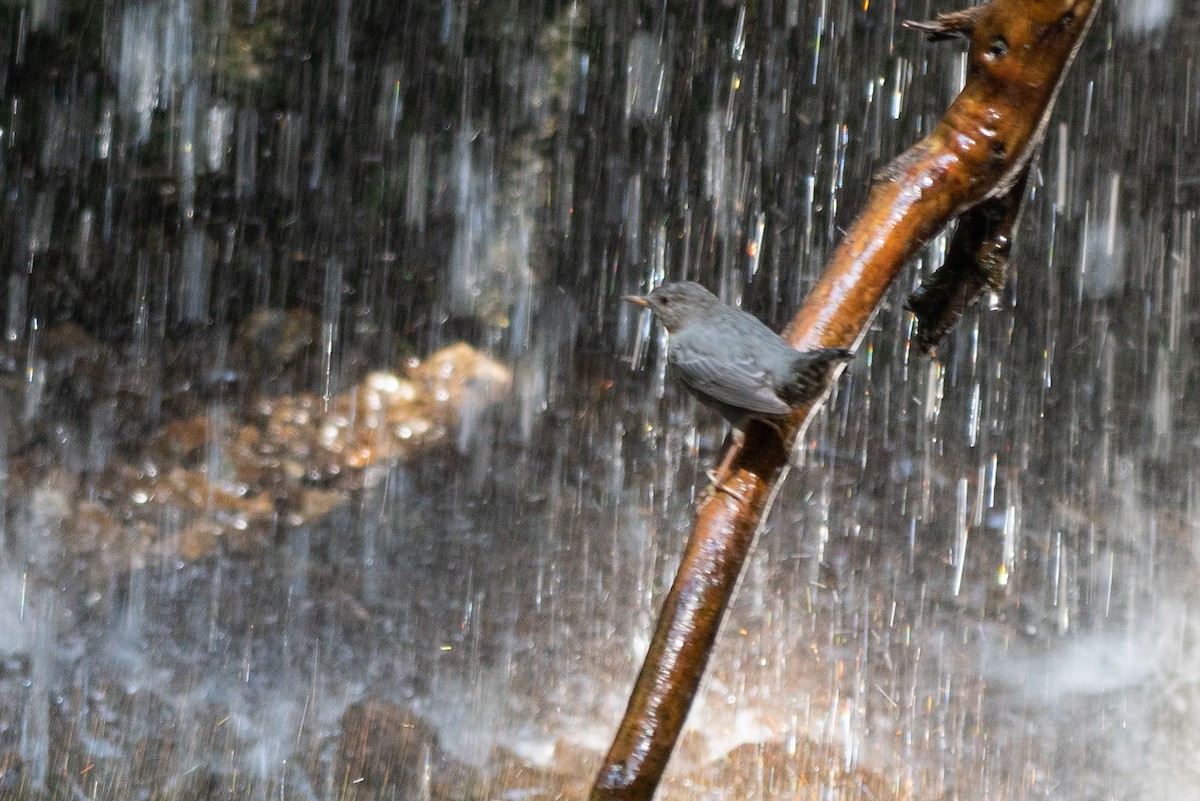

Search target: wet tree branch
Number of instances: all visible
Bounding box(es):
[590,1,1098,798]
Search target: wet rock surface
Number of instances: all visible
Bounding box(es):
[5,327,511,570]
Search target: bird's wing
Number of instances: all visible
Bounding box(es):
[669,341,792,417]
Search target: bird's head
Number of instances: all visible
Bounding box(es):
[623,281,721,333]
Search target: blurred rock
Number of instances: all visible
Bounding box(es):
[333,699,484,801]
[4,342,510,588]
[235,308,317,373]
[671,740,910,800]
[482,739,597,800]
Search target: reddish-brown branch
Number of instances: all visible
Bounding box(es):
[589,1,1098,799]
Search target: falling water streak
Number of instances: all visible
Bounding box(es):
[1000,504,1017,587]
[953,478,969,597]
[125,552,147,641]
[321,259,344,408]
[20,589,54,791]
[967,381,981,448]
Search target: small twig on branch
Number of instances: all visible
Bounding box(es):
[589,1,1099,799]
[903,6,987,41]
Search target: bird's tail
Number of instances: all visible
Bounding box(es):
[781,347,854,405]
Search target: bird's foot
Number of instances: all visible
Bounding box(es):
[698,430,751,503]
[702,471,749,504]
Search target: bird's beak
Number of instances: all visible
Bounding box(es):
[623,295,650,307]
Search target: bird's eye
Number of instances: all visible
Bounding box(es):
[660,297,670,306]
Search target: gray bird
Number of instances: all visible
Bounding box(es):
[624,282,852,436]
